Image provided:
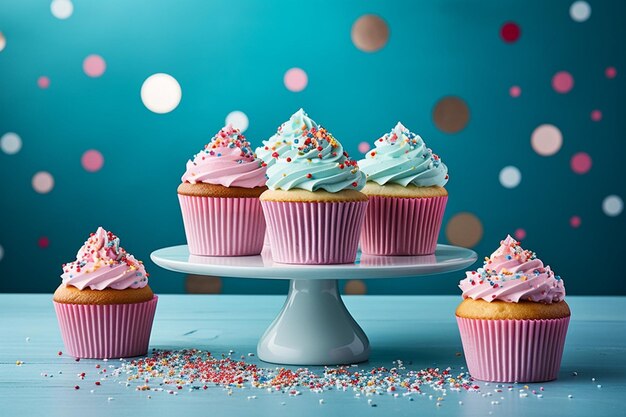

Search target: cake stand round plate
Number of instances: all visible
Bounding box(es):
[151,244,477,366]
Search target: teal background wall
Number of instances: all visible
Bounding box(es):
[0,0,624,295]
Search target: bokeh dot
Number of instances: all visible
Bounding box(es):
[433,96,470,133]
[552,71,574,93]
[514,228,526,240]
[283,68,308,92]
[38,237,50,249]
[32,171,54,194]
[570,216,581,228]
[81,150,104,172]
[50,0,73,20]
[591,110,602,121]
[141,73,182,114]
[358,141,371,153]
[531,124,563,156]
[344,280,367,295]
[446,212,483,248]
[225,111,249,132]
[351,15,389,52]
[570,152,592,174]
[570,1,591,22]
[499,166,522,188]
[1,132,22,155]
[602,195,623,217]
[500,22,521,43]
[0,32,6,52]
[38,76,50,89]
[509,86,521,98]
[83,55,106,78]
[185,275,222,294]
[605,67,617,79]
[0,244,3,262]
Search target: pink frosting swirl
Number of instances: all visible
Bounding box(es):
[459,235,565,304]
[61,227,149,290]
[181,124,267,188]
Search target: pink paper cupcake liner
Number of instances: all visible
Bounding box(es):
[261,200,368,264]
[54,296,158,359]
[179,195,266,256]
[360,195,447,256]
[457,316,570,383]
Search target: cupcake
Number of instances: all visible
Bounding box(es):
[178,125,267,256]
[53,227,158,359]
[358,122,448,255]
[456,235,570,383]
[260,109,368,264]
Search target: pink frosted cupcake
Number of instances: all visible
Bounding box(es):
[53,227,158,359]
[260,109,368,264]
[178,125,267,256]
[357,122,448,255]
[456,235,570,382]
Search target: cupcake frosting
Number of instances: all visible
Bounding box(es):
[459,235,565,304]
[181,124,266,188]
[358,122,448,187]
[265,110,365,192]
[61,227,149,291]
[256,109,319,168]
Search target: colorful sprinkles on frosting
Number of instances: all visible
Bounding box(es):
[62,227,148,284]
[459,235,565,303]
[193,124,258,165]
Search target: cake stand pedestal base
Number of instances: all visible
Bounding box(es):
[257,279,370,366]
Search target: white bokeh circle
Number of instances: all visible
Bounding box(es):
[602,195,623,217]
[1,132,22,155]
[50,0,74,20]
[531,124,563,156]
[570,1,591,22]
[0,32,6,52]
[499,166,522,189]
[225,111,249,132]
[141,73,182,114]
[32,171,54,194]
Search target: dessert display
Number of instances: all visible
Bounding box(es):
[456,235,570,382]
[358,122,448,255]
[260,109,368,264]
[178,125,267,256]
[53,227,158,358]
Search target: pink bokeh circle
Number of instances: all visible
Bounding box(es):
[531,124,562,156]
[38,236,50,248]
[38,76,50,89]
[570,216,581,228]
[514,228,526,240]
[552,71,574,93]
[83,54,106,78]
[605,67,617,79]
[358,141,371,153]
[284,68,308,92]
[591,110,602,121]
[509,86,521,98]
[570,152,592,174]
[81,149,104,172]
[32,171,54,194]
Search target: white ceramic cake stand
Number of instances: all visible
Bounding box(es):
[151,244,477,366]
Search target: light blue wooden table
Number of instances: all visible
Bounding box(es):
[1,295,624,416]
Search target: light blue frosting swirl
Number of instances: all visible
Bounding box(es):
[265,110,365,192]
[358,122,448,187]
[255,109,319,168]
